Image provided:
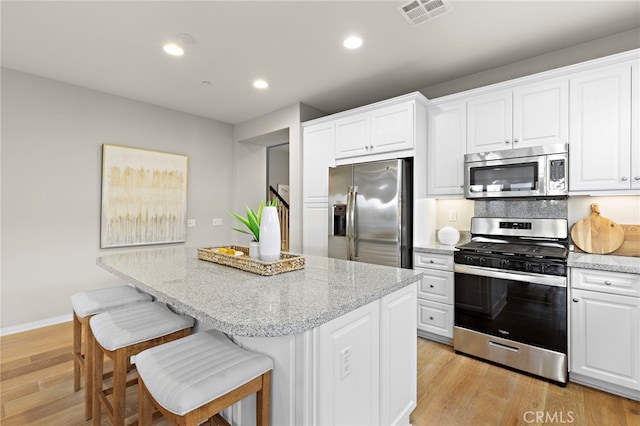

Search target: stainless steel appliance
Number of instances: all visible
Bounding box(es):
[464,143,568,199]
[328,159,412,268]
[454,217,569,384]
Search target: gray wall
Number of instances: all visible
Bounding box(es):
[420,28,640,99]
[1,69,234,330]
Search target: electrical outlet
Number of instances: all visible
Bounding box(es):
[212,218,223,226]
[187,219,196,228]
[340,346,351,380]
[448,210,457,221]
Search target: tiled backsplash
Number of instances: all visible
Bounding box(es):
[474,199,568,219]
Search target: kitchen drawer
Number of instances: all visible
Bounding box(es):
[417,299,453,338]
[413,252,453,271]
[417,269,453,304]
[571,268,640,297]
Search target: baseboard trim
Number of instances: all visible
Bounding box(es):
[1,314,72,336]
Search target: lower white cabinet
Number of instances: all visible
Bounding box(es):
[414,252,454,344]
[570,268,640,400]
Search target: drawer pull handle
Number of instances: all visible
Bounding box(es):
[604,280,612,285]
[429,284,434,288]
[429,316,434,321]
[429,260,434,264]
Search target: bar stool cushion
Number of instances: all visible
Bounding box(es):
[134,330,274,416]
[90,301,194,351]
[71,285,152,318]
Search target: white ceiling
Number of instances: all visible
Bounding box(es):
[2,1,639,124]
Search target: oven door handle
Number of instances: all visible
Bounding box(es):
[454,264,567,288]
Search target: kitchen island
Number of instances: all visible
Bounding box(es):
[97,247,421,426]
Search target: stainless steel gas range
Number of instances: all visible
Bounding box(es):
[453,217,569,385]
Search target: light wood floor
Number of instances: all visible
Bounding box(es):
[1,322,639,425]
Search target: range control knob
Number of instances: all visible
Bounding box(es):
[479,257,487,265]
[500,259,510,268]
[523,261,532,271]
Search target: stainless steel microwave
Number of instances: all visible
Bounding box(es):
[464,144,568,199]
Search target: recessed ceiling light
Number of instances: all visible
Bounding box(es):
[343,36,363,49]
[253,79,269,89]
[163,43,184,56]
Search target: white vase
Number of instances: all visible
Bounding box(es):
[259,206,281,262]
[249,241,260,259]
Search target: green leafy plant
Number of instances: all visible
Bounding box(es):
[229,199,278,241]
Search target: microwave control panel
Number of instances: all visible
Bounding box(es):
[548,158,566,191]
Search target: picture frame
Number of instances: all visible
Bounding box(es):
[100,144,188,248]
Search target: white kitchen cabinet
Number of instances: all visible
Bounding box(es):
[570,268,640,400]
[370,101,414,154]
[335,113,370,159]
[569,62,636,192]
[318,281,418,426]
[466,79,568,154]
[335,100,415,161]
[414,252,454,343]
[426,102,466,196]
[302,122,335,204]
[302,205,328,256]
[633,62,640,190]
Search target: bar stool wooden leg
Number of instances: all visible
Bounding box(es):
[84,316,94,420]
[257,371,271,426]
[92,335,104,425]
[73,311,82,392]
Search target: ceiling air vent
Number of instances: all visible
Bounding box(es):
[398,0,451,26]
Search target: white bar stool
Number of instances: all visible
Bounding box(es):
[135,329,273,426]
[71,285,152,419]
[90,301,194,425]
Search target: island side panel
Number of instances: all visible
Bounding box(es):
[380,281,418,425]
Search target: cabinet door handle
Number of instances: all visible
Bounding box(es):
[459,185,464,188]
[513,138,519,143]
[505,139,511,144]
[572,298,579,303]
[604,280,612,285]
[634,176,640,181]
[622,176,629,181]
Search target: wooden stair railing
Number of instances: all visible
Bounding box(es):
[269,186,290,251]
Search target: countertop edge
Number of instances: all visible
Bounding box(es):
[568,252,640,275]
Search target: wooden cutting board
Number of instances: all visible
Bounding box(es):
[612,225,640,257]
[571,203,625,254]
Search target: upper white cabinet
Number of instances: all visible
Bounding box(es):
[335,100,415,161]
[335,113,370,159]
[467,79,568,154]
[569,62,636,192]
[427,102,466,196]
[303,122,335,204]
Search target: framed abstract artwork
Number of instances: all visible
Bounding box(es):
[100,144,188,248]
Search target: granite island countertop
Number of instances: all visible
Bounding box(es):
[97,247,422,338]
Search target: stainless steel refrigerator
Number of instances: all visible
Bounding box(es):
[328,159,412,268]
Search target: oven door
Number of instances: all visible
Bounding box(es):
[464,155,546,199]
[454,264,567,354]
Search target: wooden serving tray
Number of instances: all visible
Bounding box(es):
[197,245,305,276]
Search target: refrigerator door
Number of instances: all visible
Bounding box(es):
[328,165,353,260]
[353,159,406,267]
